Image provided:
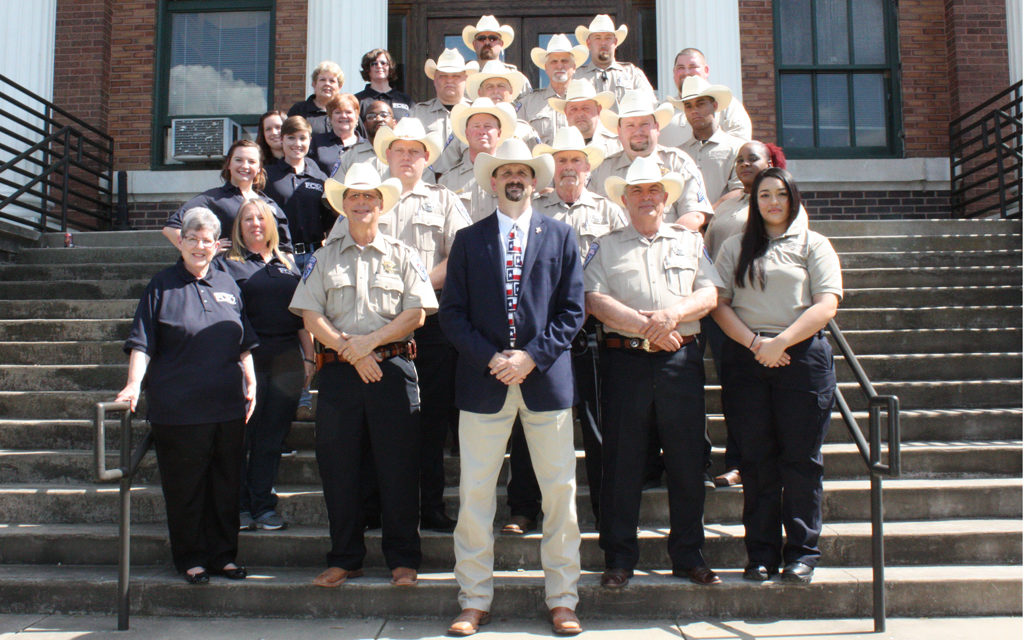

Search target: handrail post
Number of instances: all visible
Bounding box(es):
[870,404,885,633]
[117,409,132,631]
[60,129,70,232]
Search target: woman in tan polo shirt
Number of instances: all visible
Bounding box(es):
[711,167,843,585]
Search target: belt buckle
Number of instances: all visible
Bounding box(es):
[641,338,652,352]
[628,337,652,352]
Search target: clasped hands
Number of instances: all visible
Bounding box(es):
[488,350,536,386]
[750,335,791,368]
[637,309,685,351]
[337,333,383,384]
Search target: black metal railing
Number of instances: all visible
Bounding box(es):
[949,81,1023,219]
[827,319,901,632]
[93,402,153,631]
[0,72,115,231]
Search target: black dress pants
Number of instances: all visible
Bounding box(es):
[720,333,835,568]
[413,314,457,516]
[151,419,245,573]
[315,357,422,570]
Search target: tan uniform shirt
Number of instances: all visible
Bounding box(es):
[377,181,472,270]
[662,97,753,147]
[437,152,499,222]
[588,145,713,223]
[679,128,744,202]
[411,97,469,176]
[334,141,385,179]
[584,223,721,337]
[533,188,627,259]
[714,209,843,334]
[434,118,541,177]
[289,223,439,336]
[705,192,749,260]
[519,86,568,145]
[584,122,623,159]
[575,60,655,104]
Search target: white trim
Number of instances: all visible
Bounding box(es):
[1008,0,1022,84]
[306,0,387,103]
[786,158,951,192]
[126,170,222,202]
[656,0,743,102]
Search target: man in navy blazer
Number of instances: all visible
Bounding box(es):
[439,138,585,637]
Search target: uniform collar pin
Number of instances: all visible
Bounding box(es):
[534,226,541,234]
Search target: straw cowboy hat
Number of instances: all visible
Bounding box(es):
[575,14,628,46]
[450,97,517,146]
[372,117,443,166]
[604,155,684,208]
[462,15,515,49]
[547,78,615,114]
[466,60,527,100]
[473,138,555,195]
[599,89,675,134]
[530,33,589,69]
[424,48,479,79]
[667,76,733,112]
[532,126,605,170]
[324,162,401,214]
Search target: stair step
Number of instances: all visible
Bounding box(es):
[826,233,1021,252]
[17,246,179,264]
[41,230,168,248]
[0,300,136,320]
[843,286,1021,307]
[0,319,129,342]
[811,219,1022,235]
[836,328,1020,354]
[841,266,1020,288]
[836,249,1022,268]
[835,306,1021,330]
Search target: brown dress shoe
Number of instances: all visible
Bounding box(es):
[600,567,633,588]
[447,608,491,636]
[550,606,583,635]
[391,566,418,586]
[312,567,363,587]
[713,468,742,487]
[673,564,722,585]
[501,514,535,535]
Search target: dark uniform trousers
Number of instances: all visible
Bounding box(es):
[414,312,457,516]
[151,419,245,573]
[315,356,422,570]
[599,341,708,571]
[700,314,741,471]
[720,332,834,568]
[241,348,304,517]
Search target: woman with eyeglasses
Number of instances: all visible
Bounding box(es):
[354,48,413,121]
[117,207,259,584]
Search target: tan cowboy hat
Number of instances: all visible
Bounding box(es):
[473,138,555,195]
[575,14,628,46]
[323,162,401,215]
[547,78,615,113]
[667,76,733,112]
[600,90,675,134]
[530,33,589,70]
[532,126,605,170]
[466,60,527,100]
[450,97,517,146]
[424,48,479,79]
[462,15,515,50]
[604,155,684,208]
[373,118,443,166]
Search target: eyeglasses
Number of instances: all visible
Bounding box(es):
[182,236,217,248]
[475,34,502,43]
[365,111,392,120]
[370,60,389,67]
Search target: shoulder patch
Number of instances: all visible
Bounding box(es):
[451,197,473,226]
[583,241,600,269]
[408,247,429,282]
[301,255,317,282]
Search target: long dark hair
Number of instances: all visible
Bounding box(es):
[734,167,802,289]
[255,110,287,163]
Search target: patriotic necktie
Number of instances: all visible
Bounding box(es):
[505,225,523,347]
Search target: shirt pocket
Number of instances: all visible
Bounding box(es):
[411,211,445,254]
[664,254,698,296]
[370,272,405,317]
[325,268,355,311]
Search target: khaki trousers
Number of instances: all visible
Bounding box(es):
[454,384,581,611]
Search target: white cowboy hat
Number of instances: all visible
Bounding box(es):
[667,76,733,112]
[547,78,616,113]
[424,48,479,79]
[532,126,605,170]
[462,15,515,49]
[450,97,517,146]
[575,14,628,46]
[599,89,675,133]
[604,155,684,208]
[473,138,555,195]
[324,162,401,215]
[466,60,527,100]
[372,118,443,166]
[530,33,589,70]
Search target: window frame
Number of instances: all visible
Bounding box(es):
[772,0,904,159]
[151,0,277,170]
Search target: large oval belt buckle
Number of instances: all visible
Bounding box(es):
[641,338,653,352]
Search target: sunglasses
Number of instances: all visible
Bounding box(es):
[475,34,502,43]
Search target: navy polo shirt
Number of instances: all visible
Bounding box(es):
[309,131,365,176]
[166,183,294,252]
[125,260,260,425]
[263,159,333,247]
[355,85,413,121]
[287,95,330,135]
[214,253,303,356]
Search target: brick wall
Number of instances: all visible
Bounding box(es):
[53,0,111,132]
[129,202,179,230]
[108,0,157,171]
[273,0,310,112]
[803,190,952,219]
[738,0,776,144]
[899,0,952,156]
[945,0,1010,120]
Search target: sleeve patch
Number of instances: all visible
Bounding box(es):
[453,197,473,226]
[583,241,600,269]
[409,250,429,282]
[301,255,317,282]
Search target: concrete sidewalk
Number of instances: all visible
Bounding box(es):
[0,615,1019,639]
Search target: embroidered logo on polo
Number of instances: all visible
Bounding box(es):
[303,182,323,192]
[213,292,237,305]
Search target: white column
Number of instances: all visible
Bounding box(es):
[306,0,387,98]
[1008,0,1022,83]
[656,0,743,101]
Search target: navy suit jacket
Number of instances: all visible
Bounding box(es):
[439,210,584,413]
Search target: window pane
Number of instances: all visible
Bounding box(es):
[853,74,887,146]
[851,0,886,64]
[388,13,408,93]
[779,0,812,65]
[815,0,849,65]
[169,11,270,116]
[536,32,581,89]
[817,73,850,147]
[780,74,814,148]
[443,35,477,65]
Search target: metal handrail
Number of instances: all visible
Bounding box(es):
[826,319,901,633]
[93,402,153,631]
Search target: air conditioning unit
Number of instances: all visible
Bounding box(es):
[170,117,242,161]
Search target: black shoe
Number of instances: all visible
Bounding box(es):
[184,569,209,585]
[421,510,457,533]
[364,512,382,530]
[211,564,248,580]
[781,561,814,584]
[743,563,779,581]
